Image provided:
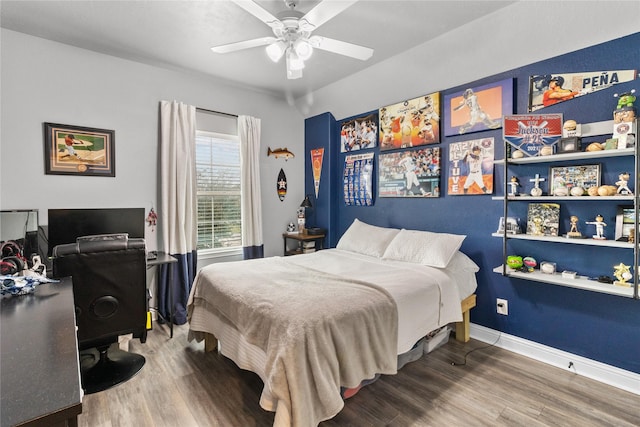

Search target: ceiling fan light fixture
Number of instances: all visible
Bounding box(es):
[293,38,313,60]
[266,40,286,62]
[286,49,305,71]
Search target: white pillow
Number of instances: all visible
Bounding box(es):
[447,251,479,272]
[336,219,400,258]
[382,229,466,268]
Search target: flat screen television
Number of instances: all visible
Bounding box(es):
[47,208,145,257]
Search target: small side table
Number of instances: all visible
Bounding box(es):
[283,232,325,256]
[148,251,178,338]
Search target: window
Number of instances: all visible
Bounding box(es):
[195,130,242,252]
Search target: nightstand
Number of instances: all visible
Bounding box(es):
[282,232,325,256]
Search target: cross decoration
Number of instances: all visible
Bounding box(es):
[529,174,546,189]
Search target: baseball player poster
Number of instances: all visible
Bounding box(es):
[339,112,378,153]
[378,92,440,151]
[444,79,512,136]
[447,137,495,196]
[378,147,440,198]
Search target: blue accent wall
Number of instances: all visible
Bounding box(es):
[305,33,640,374]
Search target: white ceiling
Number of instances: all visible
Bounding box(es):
[0,0,515,101]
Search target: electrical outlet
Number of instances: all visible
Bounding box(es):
[497,298,508,315]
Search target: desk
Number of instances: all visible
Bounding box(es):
[147,251,178,338]
[1,278,83,427]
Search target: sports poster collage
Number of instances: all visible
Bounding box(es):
[339,70,636,205]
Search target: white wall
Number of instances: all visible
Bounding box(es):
[0,29,305,258]
[301,1,640,120]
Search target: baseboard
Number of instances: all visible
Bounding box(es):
[470,323,639,396]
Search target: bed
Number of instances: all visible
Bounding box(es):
[187,220,479,427]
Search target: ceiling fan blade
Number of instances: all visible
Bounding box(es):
[230,0,283,29]
[309,36,373,61]
[300,0,359,31]
[211,36,277,54]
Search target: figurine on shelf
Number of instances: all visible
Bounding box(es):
[586,214,607,240]
[614,89,636,111]
[616,172,633,195]
[567,215,582,238]
[613,89,637,148]
[508,176,520,196]
[613,263,632,287]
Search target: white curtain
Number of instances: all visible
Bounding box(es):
[238,115,264,259]
[158,100,197,325]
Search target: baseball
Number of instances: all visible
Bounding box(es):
[563,120,577,131]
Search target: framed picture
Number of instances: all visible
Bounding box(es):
[557,137,581,153]
[447,137,494,195]
[615,205,635,241]
[378,92,440,151]
[549,164,600,196]
[444,78,513,136]
[527,203,560,236]
[378,147,440,197]
[44,122,115,177]
[339,112,378,153]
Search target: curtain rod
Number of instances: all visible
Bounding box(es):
[196,107,238,118]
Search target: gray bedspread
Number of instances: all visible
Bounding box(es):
[187,256,398,427]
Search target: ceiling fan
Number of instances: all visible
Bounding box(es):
[211,0,374,79]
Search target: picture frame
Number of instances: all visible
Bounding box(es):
[378,147,441,198]
[615,205,635,241]
[526,203,560,236]
[549,164,600,196]
[557,137,581,153]
[444,78,513,136]
[44,122,115,177]
[447,137,494,195]
[339,112,378,153]
[496,216,522,234]
[378,92,440,151]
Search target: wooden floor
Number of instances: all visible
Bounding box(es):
[78,324,638,427]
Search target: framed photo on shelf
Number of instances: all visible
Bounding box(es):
[615,205,635,241]
[526,203,560,236]
[549,164,600,196]
[44,122,115,177]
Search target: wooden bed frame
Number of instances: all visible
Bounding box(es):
[203,293,476,352]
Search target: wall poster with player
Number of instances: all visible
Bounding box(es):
[443,78,512,136]
[44,122,115,176]
[378,147,440,198]
[378,92,440,151]
[447,137,494,195]
[339,112,378,153]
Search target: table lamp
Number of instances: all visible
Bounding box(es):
[298,195,313,234]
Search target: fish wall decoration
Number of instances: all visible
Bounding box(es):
[268,147,295,161]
